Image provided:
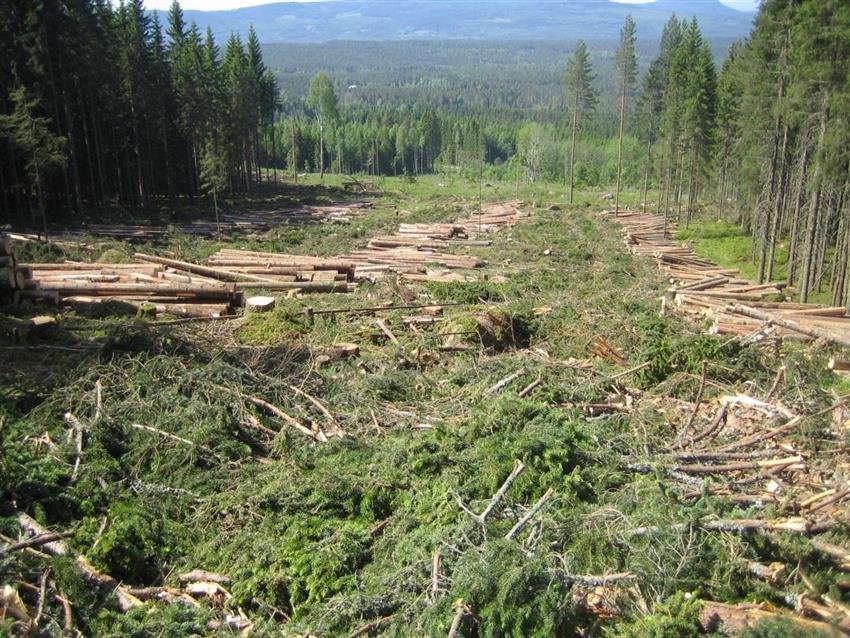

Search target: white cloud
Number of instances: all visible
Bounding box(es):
[611,0,759,9]
[136,0,328,10]
[135,0,760,13]
[718,0,760,10]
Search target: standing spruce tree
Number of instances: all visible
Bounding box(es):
[637,15,681,215]
[614,15,637,216]
[307,72,339,178]
[0,87,66,233]
[199,136,229,238]
[564,40,597,204]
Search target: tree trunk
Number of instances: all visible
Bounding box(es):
[614,80,627,217]
[675,140,686,223]
[77,81,99,208]
[685,142,698,228]
[787,137,811,286]
[641,128,652,216]
[319,121,325,178]
[766,124,791,281]
[813,188,836,294]
[800,184,822,303]
[569,96,578,205]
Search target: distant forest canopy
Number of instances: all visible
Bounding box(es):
[165,0,755,44]
[0,0,733,225]
[263,39,739,112]
[2,0,850,307]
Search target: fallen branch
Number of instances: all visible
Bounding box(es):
[375,318,400,345]
[518,376,542,398]
[505,488,554,540]
[33,569,49,628]
[283,382,342,435]
[718,396,848,452]
[244,395,328,443]
[608,361,651,382]
[130,423,225,461]
[485,367,527,396]
[685,405,728,448]
[478,460,525,523]
[2,531,76,554]
[679,361,707,443]
[561,572,637,587]
[700,600,846,637]
[14,512,142,611]
[63,412,84,482]
[675,455,804,475]
[811,539,850,569]
[728,303,850,347]
[347,615,396,638]
[431,548,442,603]
[447,600,471,638]
[765,366,785,402]
[307,301,463,317]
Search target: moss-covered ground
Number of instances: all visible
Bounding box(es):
[1,175,848,637]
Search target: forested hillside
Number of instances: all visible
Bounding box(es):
[169,0,754,44]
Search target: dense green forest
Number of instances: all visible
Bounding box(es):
[0,0,278,225]
[1,0,849,304]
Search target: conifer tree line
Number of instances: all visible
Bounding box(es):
[0,0,279,227]
[713,0,850,307]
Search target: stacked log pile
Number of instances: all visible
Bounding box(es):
[347,200,528,280]
[83,202,371,240]
[15,251,356,318]
[204,249,356,290]
[10,201,528,316]
[206,201,529,282]
[22,261,241,317]
[0,235,32,303]
[605,211,850,347]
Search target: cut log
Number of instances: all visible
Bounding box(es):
[245,296,275,313]
[324,343,360,361]
[829,358,850,373]
[728,304,850,347]
[699,600,845,637]
[134,252,278,284]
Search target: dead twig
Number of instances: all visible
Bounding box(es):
[477,459,525,523]
[447,600,471,638]
[505,488,554,540]
[518,375,542,398]
[608,361,651,382]
[2,531,76,554]
[431,548,442,603]
[485,367,527,396]
[63,413,84,482]
[243,395,328,443]
[130,423,225,461]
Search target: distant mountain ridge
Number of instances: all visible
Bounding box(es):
[165,0,756,44]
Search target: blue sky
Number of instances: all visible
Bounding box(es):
[137,0,760,12]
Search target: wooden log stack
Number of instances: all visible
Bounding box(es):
[204,201,530,283]
[15,249,357,318]
[344,200,528,280]
[83,203,371,241]
[8,200,529,316]
[604,210,850,346]
[0,235,32,303]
